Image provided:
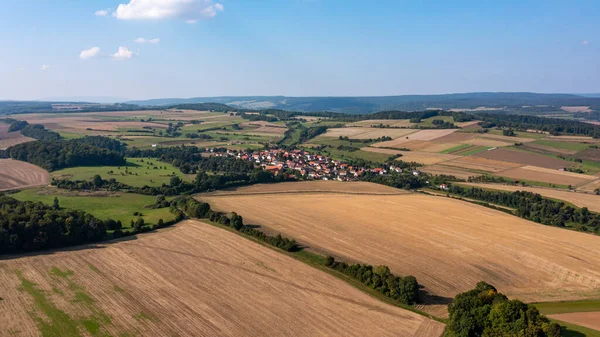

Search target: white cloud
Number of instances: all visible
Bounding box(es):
[113,0,224,22]
[40,64,50,71]
[95,9,110,16]
[112,46,134,60]
[135,37,160,44]
[582,40,589,45]
[80,47,101,60]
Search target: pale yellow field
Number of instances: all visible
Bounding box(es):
[323,127,417,139]
[461,138,513,147]
[360,147,459,165]
[200,186,600,312]
[0,159,50,191]
[497,165,597,186]
[579,179,600,193]
[0,220,443,337]
[420,165,482,179]
[347,119,415,128]
[419,142,462,153]
[372,129,458,149]
[462,182,600,212]
[479,134,537,143]
[442,157,522,173]
[207,180,408,196]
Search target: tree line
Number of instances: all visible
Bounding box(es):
[325,256,419,305]
[447,282,561,337]
[446,185,600,234]
[171,196,299,252]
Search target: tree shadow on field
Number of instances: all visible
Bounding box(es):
[0,234,139,261]
[418,287,453,307]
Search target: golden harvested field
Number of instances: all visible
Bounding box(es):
[0,124,34,149]
[207,181,407,196]
[548,312,600,331]
[372,129,458,149]
[420,165,482,179]
[579,179,600,193]
[480,134,537,144]
[247,126,288,135]
[347,119,415,128]
[0,220,443,337]
[496,166,597,186]
[360,148,459,165]
[442,157,522,173]
[323,127,417,139]
[561,106,593,113]
[462,183,600,212]
[461,138,513,148]
[0,159,50,191]
[200,186,600,314]
[419,142,462,153]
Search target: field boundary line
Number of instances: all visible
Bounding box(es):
[202,190,411,197]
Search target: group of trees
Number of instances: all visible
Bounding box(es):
[6,138,126,171]
[0,196,107,253]
[325,256,420,305]
[446,185,600,233]
[447,282,561,337]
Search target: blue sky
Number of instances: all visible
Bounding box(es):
[0,0,598,100]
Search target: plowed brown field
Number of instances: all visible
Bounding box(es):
[496,166,596,186]
[0,123,34,149]
[474,148,574,169]
[0,159,50,191]
[0,220,443,337]
[200,183,600,316]
[548,312,600,331]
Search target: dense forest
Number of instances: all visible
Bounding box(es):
[447,282,561,337]
[447,185,600,233]
[0,196,107,254]
[5,139,126,170]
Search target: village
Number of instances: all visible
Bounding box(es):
[204,147,411,181]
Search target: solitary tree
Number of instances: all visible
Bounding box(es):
[52,197,60,210]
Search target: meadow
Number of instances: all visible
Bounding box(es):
[11,188,174,229]
[51,158,194,187]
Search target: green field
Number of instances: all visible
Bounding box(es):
[533,300,600,315]
[440,143,471,154]
[459,146,492,156]
[554,319,600,337]
[11,188,175,229]
[418,116,454,127]
[534,139,591,152]
[52,158,194,187]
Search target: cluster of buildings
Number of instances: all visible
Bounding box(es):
[204,147,410,181]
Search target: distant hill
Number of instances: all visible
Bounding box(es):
[126,92,600,114]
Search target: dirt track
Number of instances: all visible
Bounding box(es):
[200,184,600,316]
[0,220,443,337]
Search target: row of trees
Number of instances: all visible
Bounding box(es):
[477,113,599,137]
[325,256,420,305]
[447,282,561,337]
[171,196,298,252]
[446,185,600,233]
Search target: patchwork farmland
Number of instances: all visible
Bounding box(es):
[0,220,443,337]
[199,182,600,316]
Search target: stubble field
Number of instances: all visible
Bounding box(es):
[0,159,50,191]
[199,182,600,316]
[462,182,600,212]
[0,220,443,337]
[0,123,34,149]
